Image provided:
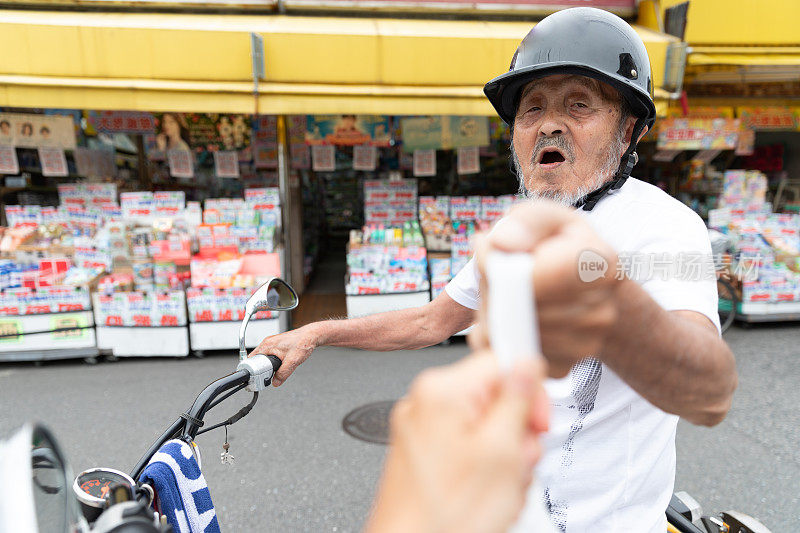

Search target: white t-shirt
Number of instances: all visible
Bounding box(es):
[445,178,720,533]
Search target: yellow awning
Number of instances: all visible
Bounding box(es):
[0,10,677,115]
[688,51,800,67]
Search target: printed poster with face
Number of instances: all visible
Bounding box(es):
[167,150,194,179]
[413,149,436,177]
[457,146,480,175]
[0,146,19,175]
[38,147,69,177]
[147,113,252,160]
[0,113,77,149]
[214,150,240,178]
[311,144,336,172]
[306,116,391,146]
[353,145,378,171]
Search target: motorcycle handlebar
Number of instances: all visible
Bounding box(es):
[130,355,282,481]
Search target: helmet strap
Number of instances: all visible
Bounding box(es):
[573,117,646,211]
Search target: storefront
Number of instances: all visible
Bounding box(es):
[634,0,800,323]
[0,5,681,358]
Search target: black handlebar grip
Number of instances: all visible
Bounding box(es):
[267,354,282,373]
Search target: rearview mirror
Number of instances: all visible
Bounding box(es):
[239,278,298,360]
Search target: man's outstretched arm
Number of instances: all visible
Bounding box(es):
[252,292,475,386]
[474,201,737,427]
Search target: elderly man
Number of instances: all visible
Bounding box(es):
[253,7,737,532]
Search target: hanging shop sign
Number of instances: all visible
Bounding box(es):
[0,146,19,175]
[74,148,117,179]
[0,113,76,149]
[253,116,278,169]
[413,149,436,177]
[305,115,392,147]
[736,107,798,131]
[353,145,378,171]
[88,111,156,134]
[214,150,240,178]
[400,116,489,152]
[38,147,69,177]
[657,118,740,151]
[311,144,336,172]
[457,146,480,175]
[147,113,252,159]
[288,116,310,170]
[167,150,194,178]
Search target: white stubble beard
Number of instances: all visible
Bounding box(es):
[513,131,628,207]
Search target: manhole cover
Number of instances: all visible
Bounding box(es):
[342,400,396,445]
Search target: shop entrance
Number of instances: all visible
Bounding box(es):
[291,236,349,327]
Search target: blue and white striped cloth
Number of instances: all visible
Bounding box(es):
[141,439,221,533]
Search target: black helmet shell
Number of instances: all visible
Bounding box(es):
[484,7,656,129]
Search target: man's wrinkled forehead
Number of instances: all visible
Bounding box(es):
[519,74,618,103]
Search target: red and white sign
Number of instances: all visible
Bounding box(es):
[413,149,436,177]
[213,150,240,178]
[38,147,68,177]
[353,145,378,171]
[89,111,156,134]
[0,145,18,174]
[167,149,194,178]
[457,146,480,175]
[311,144,336,172]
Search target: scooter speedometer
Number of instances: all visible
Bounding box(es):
[73,467,135,522]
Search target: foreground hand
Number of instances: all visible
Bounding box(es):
[366,353,548,533]
[472,201,620,377]
[249,324,320,387]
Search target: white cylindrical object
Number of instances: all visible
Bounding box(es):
[486,251,557,533]
[486,252,541,370]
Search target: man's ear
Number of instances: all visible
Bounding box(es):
[636,124,649,144]
[623,117,649,145]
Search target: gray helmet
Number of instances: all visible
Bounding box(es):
[484,7,657,210]
[484,7,656,131]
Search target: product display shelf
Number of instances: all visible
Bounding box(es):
[0,310,98,362]
[346,290,431,318]
[92,291,190,358]
[95,325,190,358]
[188,313,288,353]
[737,301,800,323]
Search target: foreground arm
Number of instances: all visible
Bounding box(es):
[253,292,475,386]
[366,354,548,533]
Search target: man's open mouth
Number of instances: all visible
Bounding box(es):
[538,148,566,165]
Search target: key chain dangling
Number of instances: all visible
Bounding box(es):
[220,425,235,465]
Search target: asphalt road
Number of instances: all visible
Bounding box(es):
[0,325,797,531]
